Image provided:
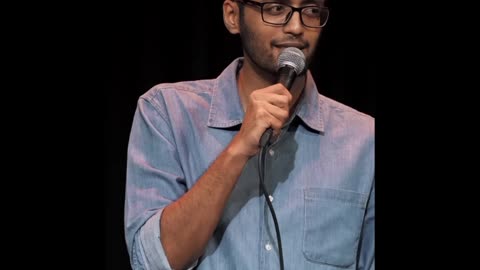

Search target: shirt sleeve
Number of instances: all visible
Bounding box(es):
[357,178,375,270]
[124,94,192,270]
[139,209,199,270]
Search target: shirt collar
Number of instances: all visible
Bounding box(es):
[207,57,325,133]
[207,58,244,128]
[294,71,325,133]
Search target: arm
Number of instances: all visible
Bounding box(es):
[160,139,249,269]
[161,83,292,269]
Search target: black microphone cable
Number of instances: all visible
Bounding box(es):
[258,139,284,270]
[256,47,305,270]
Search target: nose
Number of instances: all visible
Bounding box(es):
[283,10,303,35]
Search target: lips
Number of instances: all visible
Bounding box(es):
[275,43,307,50]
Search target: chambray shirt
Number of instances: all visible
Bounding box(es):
[125,58,375,270]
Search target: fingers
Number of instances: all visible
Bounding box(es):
[255,102,290,130]
[259,83,291,94]
[251,92,292,110]
[231,83,294,157]
[249,83,293,110]
[246,84,293,134]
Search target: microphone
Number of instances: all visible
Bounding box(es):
[259,47,306,147]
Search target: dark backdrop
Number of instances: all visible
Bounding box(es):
[105,1,375,269]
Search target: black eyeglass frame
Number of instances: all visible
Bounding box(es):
[234,0,330,28]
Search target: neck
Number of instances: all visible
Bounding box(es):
[237,58,306,114]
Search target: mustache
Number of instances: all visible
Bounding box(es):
[272,38,309,50]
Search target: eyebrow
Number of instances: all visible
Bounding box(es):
[276,0,326,6]
[303,0,325,5]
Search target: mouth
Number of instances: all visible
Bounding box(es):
[275,43,307,50]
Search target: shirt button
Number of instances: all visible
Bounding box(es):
[265,243,272,251]
[268,195,274,202]
[268,149,275,156]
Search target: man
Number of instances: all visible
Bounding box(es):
[125,0,374,269]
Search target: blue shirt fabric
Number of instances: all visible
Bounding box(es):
[125,58,375,270]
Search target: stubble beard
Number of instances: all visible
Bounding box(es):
[239,17,278,81]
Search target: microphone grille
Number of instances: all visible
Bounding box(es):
[277,47,306,74]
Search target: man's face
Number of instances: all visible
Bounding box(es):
[238,0,325,76]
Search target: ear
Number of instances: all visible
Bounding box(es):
[223,0,240,34]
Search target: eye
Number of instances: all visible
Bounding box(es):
[263,3,289,15]
[303,7,321,17]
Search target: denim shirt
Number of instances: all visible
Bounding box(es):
[125,58,375,270]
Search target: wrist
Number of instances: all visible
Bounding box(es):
[225,138,253,164]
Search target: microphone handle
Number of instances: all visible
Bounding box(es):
[277,66,297,90]
[259,66,297,147]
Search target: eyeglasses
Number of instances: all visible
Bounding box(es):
[234,0,329,28]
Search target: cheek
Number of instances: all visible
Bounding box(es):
[307,31,322,45]
[306,32,322,51]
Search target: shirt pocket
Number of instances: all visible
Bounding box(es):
[303,188,368,267]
